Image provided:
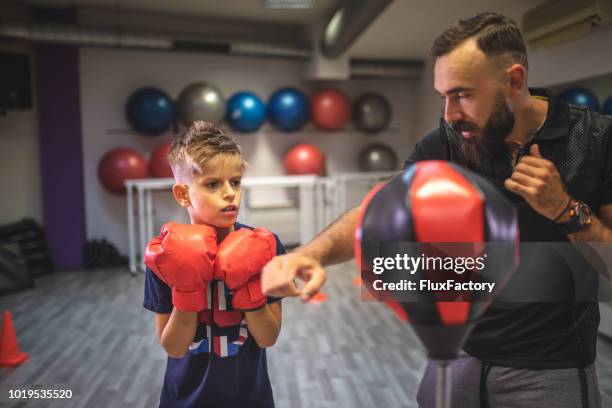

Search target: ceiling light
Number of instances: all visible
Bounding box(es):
[264,0,313,9]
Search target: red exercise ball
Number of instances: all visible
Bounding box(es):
[284,144,325,176]
[149,142,173,178]
[311,88,351,130]
[98,148,149,194]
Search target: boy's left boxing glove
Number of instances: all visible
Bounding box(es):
[214,228,276,311]
[145,223,217,312]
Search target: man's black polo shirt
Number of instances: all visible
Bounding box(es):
[404,88,612,368]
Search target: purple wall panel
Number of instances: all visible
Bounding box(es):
[34,45,85,269]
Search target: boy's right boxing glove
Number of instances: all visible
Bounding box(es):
[145,222,217,312]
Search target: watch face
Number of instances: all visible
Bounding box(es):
[560,201,592,234]
[574,202,592,230]
[580,204,592,225]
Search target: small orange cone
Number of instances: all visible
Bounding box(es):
[0,310,29,367]
[352,276,362,286]
[308,291,328,303]
[361,288,376,301]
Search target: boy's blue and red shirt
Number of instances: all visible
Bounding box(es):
[143,223,286,408]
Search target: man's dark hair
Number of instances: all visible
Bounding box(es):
[430,12,528,70]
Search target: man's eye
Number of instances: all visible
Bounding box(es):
[446,94,460,103]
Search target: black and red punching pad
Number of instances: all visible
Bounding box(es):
[356,160,519,360]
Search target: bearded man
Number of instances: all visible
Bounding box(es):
[263,12,612,407]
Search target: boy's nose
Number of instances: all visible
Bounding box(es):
[222,184,235,200]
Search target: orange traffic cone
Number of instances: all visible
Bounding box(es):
[361,287,376,301]
[308,291,328,303]
[352,275,362,286]
[0,310,29,367]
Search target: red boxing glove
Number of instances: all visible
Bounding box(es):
[215,228,276,311]
[145,222,217,312]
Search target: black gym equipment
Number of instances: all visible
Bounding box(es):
[0,218,54,277]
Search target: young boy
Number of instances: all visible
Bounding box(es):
[143,121,284,408]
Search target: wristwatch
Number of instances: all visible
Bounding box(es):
[557,199,592,235]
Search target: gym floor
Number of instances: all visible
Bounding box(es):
[0,263,611,408]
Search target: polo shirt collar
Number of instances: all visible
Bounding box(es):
[530,87,569,141]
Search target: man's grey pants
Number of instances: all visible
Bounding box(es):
[416,354,601,408]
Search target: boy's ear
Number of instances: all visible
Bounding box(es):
[172,183,191,208]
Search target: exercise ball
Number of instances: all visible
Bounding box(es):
[226,91,266,132]
[176,82,225,126]
[559,88,599,111]
[149,142,173,178]
[353,93,392,133]
[358,143,398,172]
[356,160,519,359]
[311,88,351,130]
[284,144,325,176]
[602,95,612,115]
[98,148,149,194]
[125,87,175,135]
[268,87,310,132]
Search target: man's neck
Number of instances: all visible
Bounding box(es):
[506,93,549,149]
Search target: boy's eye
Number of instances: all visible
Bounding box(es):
[231,179,241,187]
[206,181,219,188]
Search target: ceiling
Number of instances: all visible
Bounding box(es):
[19,0,547,59]
[347,0,546,59]
[22,0,342,24]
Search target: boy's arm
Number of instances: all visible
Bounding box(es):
[154,310,198,358]
[261,207,360,301]
[144,262,199,358]
[244,302,282,348]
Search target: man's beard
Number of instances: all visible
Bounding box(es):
[450,93,515,170]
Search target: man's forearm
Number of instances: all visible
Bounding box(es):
[295,207,360,267]
[568,214,612,242]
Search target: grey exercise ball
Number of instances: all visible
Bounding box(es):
[176,82,225,126]
[358,143,398,172]
[353,93,392,133]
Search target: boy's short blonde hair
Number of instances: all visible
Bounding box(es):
[168,121,245,182]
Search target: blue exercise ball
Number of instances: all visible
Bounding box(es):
[559,88,599,111]
[602,95,612,116]
[267,87,310,132]
[125,87,175,135]
[226,91,266,132]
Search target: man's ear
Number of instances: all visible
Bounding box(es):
[506,64,526,94]
[172,183,191,208]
